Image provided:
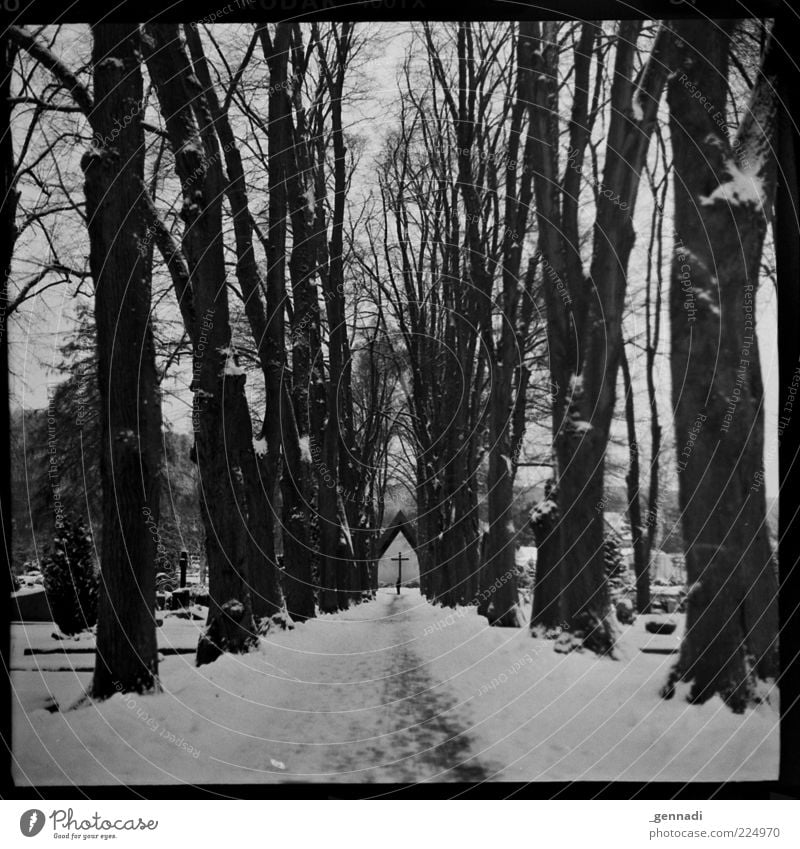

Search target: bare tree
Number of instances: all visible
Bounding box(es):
[619,342,648,615]
[2,35,19,678]
[82,24,162,697]
[642,130,670,611]
[6,24,164,697]
[183,23,317,622]
[142,24,285,663]
[363,24,549,621]
[477,23,539,627]
[310,22,360,612]
[529,21,675,652]
[661,19,778,710]
[371,77,484,609]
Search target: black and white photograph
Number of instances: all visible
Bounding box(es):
[1,0,798,805]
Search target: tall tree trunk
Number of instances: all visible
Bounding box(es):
[644,170,665,580]
[279,383,314,619]
[283,299,320,620]
[185,25,290,625]
[1,37,18,284]
[553,425,614,652]
[528,21,601,648]
[774,5,800,784]
[416,443,444,603]
[259,23,296,621]
[2,34,19,730]
[337,330,364,603]
[85,24,161,697]
[662,19,779,711]
[316,23,356,612]
[281,33,323,619]
[143,25,284,664]
[479,23,537,628]
[530,21,674,653]
[423,23,496,610]
[530,480,562,631]
[620,344,649,613]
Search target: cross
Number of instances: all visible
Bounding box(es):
[392,551,407,591]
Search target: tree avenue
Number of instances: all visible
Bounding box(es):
[5,18,784,718]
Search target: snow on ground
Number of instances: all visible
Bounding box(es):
[11,616,205,671]
[12,591,778,785]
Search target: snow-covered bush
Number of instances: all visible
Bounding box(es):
[41,519,99,635]
[616,597,636,625]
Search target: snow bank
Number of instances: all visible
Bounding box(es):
[12,592,778,785]
[409,605,778,782]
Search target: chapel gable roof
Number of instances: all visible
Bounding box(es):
[376,510,418,558]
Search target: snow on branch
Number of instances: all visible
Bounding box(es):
[699,159,766,210]
[219,345,245,378]
[700,31,778,214]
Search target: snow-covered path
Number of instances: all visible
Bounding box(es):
[12,590,778,785]
[13,591,497,784]
[251,590,493,782]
